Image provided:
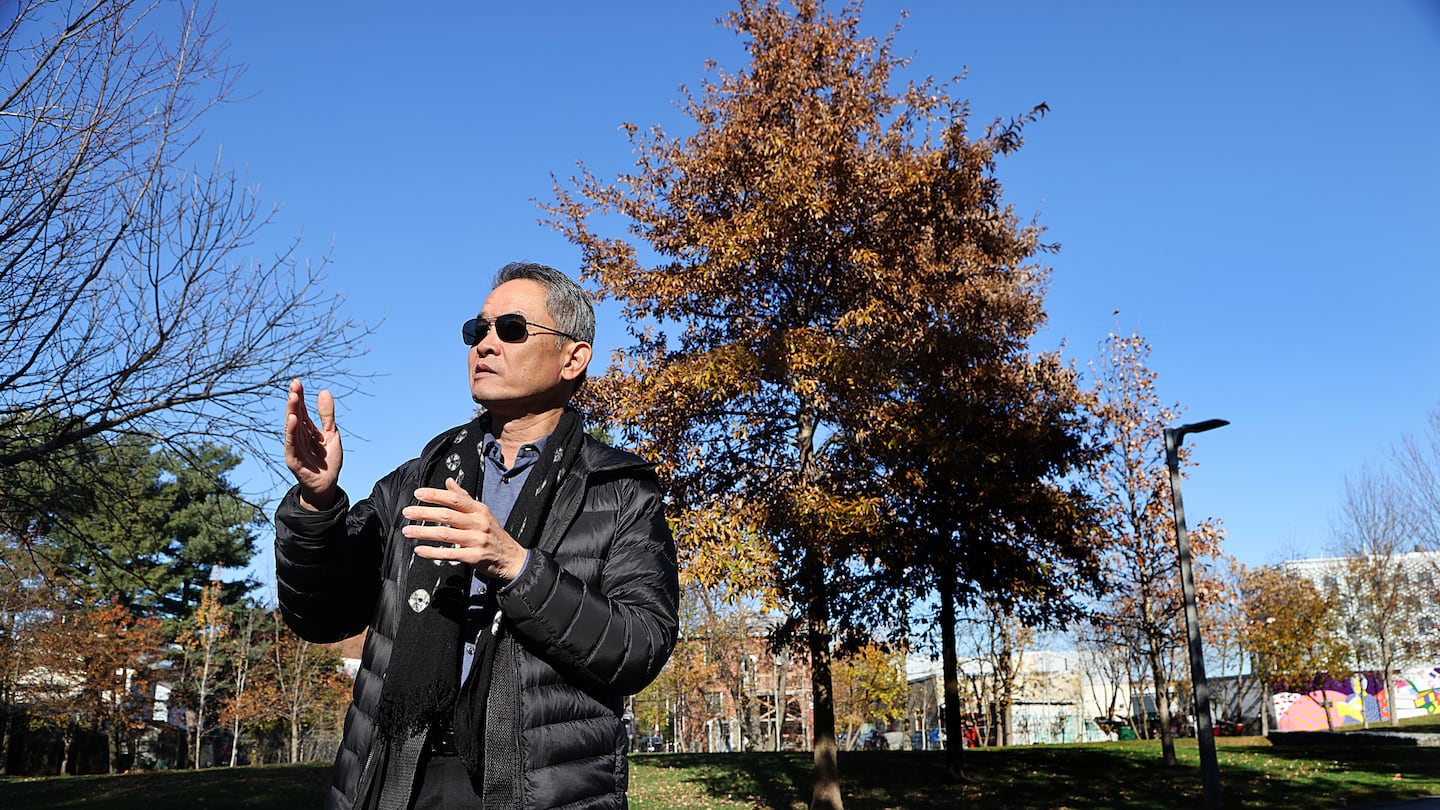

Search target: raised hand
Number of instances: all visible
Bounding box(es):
[401,478,529,582]
[283,378,343,510]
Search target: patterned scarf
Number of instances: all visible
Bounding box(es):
[374,409,585,797]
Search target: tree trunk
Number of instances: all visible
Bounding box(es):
[194,637,215,769]
[1259,678,1271,736]
[774,657,789,752]
[1146,648,1177,766]
[734,669,750,752]
[939,578,969,778]
[804,552,843,810]
[108,727,119,774]
[1384,665,1400,728]
[0,711,10,775]
[997,644,1013,747]
[290,711,301,764]
[58,726,73,776]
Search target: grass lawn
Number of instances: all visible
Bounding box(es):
[631,737,1440,810]
[3,736,1439,809]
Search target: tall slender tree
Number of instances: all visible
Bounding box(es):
[179,577,229,768]
[1088,331,1225,766]
[216,600,272,767]
[1330,466,1421,727]
[266,615,349,764]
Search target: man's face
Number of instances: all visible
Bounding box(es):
[468,279,590,416]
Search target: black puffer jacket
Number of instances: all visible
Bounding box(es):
[275,425,679,810]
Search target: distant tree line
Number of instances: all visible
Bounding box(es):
[0,429,353,776]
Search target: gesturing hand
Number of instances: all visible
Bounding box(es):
[402,478,529,582]
[283,378,343,510]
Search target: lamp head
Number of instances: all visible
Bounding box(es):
[1175,418,1229,439]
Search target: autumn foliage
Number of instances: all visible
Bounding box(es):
[1086,331,1227,765]
[547,0,1103,804]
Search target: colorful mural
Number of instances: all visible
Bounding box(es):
[1274,668,1440,730]
[1405,668,1440,716]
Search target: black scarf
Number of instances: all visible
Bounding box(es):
[374,409,585,783]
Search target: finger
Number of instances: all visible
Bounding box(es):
[284,405,312,461]
[284,406,318,459]
[317,388,336,433]
[402,505,463,526]
[414,481,475,510]
[285,381,302,430]
[403,522,459,545]
[444,478,469,499]
[412,542,470,563]
[283,411,299,453]
[286,380,319,436]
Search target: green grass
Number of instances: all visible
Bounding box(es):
[0,762,331,809]
[2,738,1438,809]
[631,738,1440,809]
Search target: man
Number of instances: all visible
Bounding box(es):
[275,262,679,810]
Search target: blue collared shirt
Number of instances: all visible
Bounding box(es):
[461,432,547,682]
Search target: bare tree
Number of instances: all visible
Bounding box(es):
[1330,466,1422,727]
[959,601,1033,747]
[1073,622,1129,734]
[0,0,372,529]
[1393,408,1440,602]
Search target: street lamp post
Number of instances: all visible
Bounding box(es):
[1164,418,1228,810]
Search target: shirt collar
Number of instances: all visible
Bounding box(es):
[481,432,549,474]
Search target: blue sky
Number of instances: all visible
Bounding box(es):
[191,1,1440,590]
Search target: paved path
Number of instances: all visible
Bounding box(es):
[1337,799,1440,809]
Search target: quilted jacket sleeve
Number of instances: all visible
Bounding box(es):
[273,465,409,644]
[499,470,679,696]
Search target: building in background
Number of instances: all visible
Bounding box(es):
[907,651,1118,748]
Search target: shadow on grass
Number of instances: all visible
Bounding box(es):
[0,762,332,810]
[641,747,1182,810]
[639,741,1440,810]
[1255,740,1440,782]
[9,742,1440,810]
[638,751,812,810]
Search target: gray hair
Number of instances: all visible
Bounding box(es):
[493,262,596,345]
[493,262,595,393]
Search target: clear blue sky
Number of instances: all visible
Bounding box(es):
[193,1,1440,591]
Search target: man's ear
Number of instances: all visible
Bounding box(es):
[560,341,593,383]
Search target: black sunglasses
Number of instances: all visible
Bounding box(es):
[462,313,580,346]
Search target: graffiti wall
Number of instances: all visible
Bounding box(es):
[1274,668,1440,730]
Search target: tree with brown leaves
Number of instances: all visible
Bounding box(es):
[1240,564,1351,733]
[24,597,165,774]
[1088,331,1226,766]
[546,0,1097,802]
[264,615,350,764]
